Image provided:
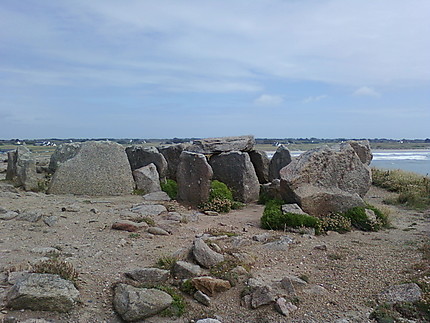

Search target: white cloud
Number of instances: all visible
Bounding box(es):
[254,94,284,106]
[353,86,381,97]
[303,95,328,103]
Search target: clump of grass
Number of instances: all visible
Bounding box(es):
[131,216,155,226]
[161,179,178,199]
[179,279,197,295]
[129,233,140,238]
[31,258,79,287]
[132,189,145,195]
[340,205,389,231]
[209,259,243,286]
[260,199,320,233]
[155,285,186,317]
[156,256,177,270]
[372,168,430,210]
[204,228,238,237]
[199,180,244,213]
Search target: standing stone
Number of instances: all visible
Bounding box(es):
[249,151,270,184]
[345,140,373,165]
[280,144,371,216]
[187,135,255,154]
[6,146,38,191]
[125,146,168,179]
[158,143,191,180]
[113,284,173,321]
[6,273,80,312]
[177,151,213,205]
[132,163,161,193]
[209,151,259,203]
[48,141,135,196]
[269,145,292,181]
[48,142,82,173]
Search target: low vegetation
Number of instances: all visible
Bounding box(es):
[199,180,244,213]
[372,168,430,210]
[155,285,186,317]
[341,205,389,232]
[161,179,178,199]
[155,256,177,271]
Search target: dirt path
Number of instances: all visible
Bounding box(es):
[0,183,429,322]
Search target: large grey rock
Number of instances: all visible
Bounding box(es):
[259,179,283,201]
[192,238,224,268]
[48,142,81,173]
[6,146,38,191]
[6,273,80,312]
[269,145,292,181]
[158,143,191,180]
[345,140,373,165]
[280,144,371,216]
[378,283,422,304]
[187,135,255,154]
[249,150,270,184]
[177,151,213,205]
[125,146,168,179]
[113,284,173,321]
[125,268,170,284]
[48,141,135,196]
[172,261,202,279]
[132,163,161,194]
[209,151,259,203]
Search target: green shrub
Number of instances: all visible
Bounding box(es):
[200,198,233,213]
[161,179,178,199]
[318,213,352,233]
[209,180,233,201]
[261,199,320,232]
[155,256,177,270]
[155,285,186,317]
[341,205,388,231]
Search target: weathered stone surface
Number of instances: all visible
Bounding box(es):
[125,146,168,179]
[269,145,292,181]
[6,273,80,312]
[158,143,191,180]
[132,163,161,194]
[113,284,173,321]
[194,290,211,306]
[130,204,167,216]
[187,135,255,154]
[16,210,43,222]
[142,191,171,201]
[6,146,38,191]
[249,151,270,184]
[192,276,231,296]
[280,275,308,296]
[177,151,213,205]
[250,285,276,309]
[48,141,135,196]
[193,238,224,268]
[281,203,308,215]
[196,319,221,323]
[209,151,259,203]
[172,261,202,279]
[125,268,170,284]
[48,142,81,173]
[0,211,18,220]
[259,179,283,201]
[378,283,422,304]
[274,297,298,316]
[280,144,371,216]
[346,140,373,165]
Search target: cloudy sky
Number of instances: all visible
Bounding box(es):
[1,0,429,139]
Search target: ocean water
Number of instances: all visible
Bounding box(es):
[266,150,430,177]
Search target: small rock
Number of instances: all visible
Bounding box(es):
[280,275,308,296]
[252,233,272,242]
[43,215,59,227]
[192,276,231,296]
[194,290,211,306]
[112,220,148,232]
[281,203,308,215]
[61,205,80,212]
[274,297,297,316]
[147,226,170,236]
[196,319,221,323]
[0,206,7,214]
[204,211,219,216]
[90,208,99,214]
[193,238,224,268]
[263,236,294,251]
[7,271,30,285]
[16,210,42,222]
[165,212,182,222]
[0,211,18,220]
[125,268,170,284]
[131,204,167,216]
[314,244,327,251]
[30,247,61,256]
[142,191,171,201]
[303,285,328,295]
[250,285,276,309]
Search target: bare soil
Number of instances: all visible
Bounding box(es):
[0,169,429,322]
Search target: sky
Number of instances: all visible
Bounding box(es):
[1,0,429,140]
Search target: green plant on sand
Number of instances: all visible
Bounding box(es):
[199,180,244,213]
[161,179,178,199]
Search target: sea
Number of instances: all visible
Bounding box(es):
[266,150,430,177]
